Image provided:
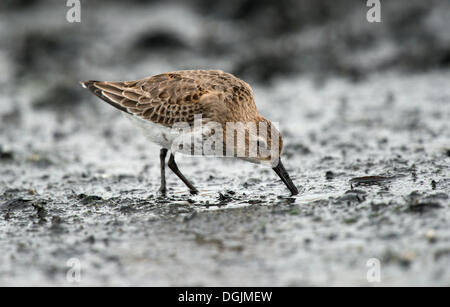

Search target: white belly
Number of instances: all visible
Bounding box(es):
[123,113,175,149]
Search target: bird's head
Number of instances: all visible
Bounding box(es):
[234,117,299,195]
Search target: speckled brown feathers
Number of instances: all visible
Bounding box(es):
[81,70,258,127]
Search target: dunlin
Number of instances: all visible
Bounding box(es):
[81,70,298,195]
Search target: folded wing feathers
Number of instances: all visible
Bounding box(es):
[122,90,141,101]
[82,80,166,121]
[102,91,123,104]
[81,76,212,127]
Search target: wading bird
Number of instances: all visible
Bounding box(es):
[81,70,298,195]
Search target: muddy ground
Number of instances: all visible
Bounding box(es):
[0,1,449,286]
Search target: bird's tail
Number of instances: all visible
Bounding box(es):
[80,80,130,114]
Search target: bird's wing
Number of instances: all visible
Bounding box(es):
[81,72,223,127]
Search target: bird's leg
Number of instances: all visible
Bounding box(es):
[159,148,168,194]
[168,154,199,194]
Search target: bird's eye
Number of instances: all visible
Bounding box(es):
[257,139,267,149]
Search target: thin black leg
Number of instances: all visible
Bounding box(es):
[168,154,198,194]
[159,148,168,194]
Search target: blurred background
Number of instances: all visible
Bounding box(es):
[0,0,449,286]
[1,0,450,88]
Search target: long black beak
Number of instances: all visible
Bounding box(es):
[273,159,299,195]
